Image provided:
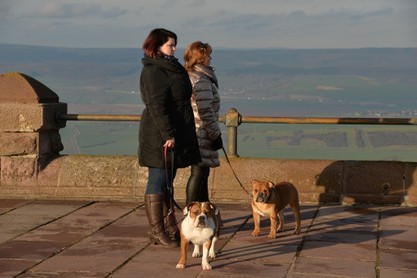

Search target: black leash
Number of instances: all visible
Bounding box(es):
[221,146,252,197]
[164,146,182,213]
[221,147,270,215]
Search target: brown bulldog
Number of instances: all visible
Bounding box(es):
[251,179,301,239]
[176,202,221,270]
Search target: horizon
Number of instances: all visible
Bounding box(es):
[2,42,417,51]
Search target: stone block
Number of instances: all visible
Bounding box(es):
[0,133,37,155]
[57,155,138,199]
[0,104,40,131]
[0,156,37,185]
[0,72,59,103]
[0,103,66,132]
[343,161,406,195]
[341,161,407,205]
[0,131,63,156]
[286,160,344,204]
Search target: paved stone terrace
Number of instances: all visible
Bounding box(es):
[0,199,416,278]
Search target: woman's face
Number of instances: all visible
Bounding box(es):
[159,37,176,57]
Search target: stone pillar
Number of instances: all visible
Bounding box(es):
[0,72,67,188]
[225,108,242,157]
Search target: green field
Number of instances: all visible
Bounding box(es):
[59,121,417,162]
[235,124,417,162]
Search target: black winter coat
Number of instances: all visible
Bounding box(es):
[138,55,201,168]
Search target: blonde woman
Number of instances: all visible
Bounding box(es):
[183,41,222,205]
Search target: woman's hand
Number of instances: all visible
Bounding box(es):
[211,135,223,150]
[164,138,176,149]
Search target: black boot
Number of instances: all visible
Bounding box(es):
[186,165,210,205]
[163,192,180,242]
[199,168,210,202]
[186,165,202,205]
[144,194,179,247]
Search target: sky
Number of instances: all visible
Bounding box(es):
[0,0,416,49]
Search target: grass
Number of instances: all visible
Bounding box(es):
[59,121,417,162]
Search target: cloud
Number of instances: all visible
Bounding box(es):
[0,2,12,20]
[176,5,404,49]
[183,6,395,36]
[1,0,416,48]
[24,2,127,19]
[192,5,393,31]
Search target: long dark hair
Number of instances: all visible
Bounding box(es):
[142,28,177,58]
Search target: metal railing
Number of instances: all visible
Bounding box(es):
[56,108,417,157]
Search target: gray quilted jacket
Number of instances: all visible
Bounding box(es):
[188,64,221,167]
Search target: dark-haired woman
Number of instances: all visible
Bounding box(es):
[138,28,201,247]
[183,41,222,206]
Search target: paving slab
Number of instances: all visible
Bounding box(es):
[379,267,417,278]
[291,256,376,277]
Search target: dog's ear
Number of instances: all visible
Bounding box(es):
[209,203,219,215]
[268,181,275,188]
[183,202,197,215]
[182,206,189,216]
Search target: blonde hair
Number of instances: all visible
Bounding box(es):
[183,41,212,71]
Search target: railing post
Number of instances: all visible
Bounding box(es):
[224,107,242,157]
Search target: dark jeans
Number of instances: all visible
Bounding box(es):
[145,167,177,195]
[186,164,210,205]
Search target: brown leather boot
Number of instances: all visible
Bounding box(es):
[144,194,179,247]
[163,191,180,242]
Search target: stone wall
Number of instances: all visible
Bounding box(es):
[0,72,416,206]
[0,154,415,206]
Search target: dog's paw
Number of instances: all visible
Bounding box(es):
[192,245,201,258]
[176,263,185,269]
[202,262,212,270]
[209,251,216,259]
[251,230,260,237]
[293,227,301,234]
[268,233,277,239]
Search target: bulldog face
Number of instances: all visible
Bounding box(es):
[251,180,274,203]
[184,202,216,228]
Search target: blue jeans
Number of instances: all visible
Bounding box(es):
[145,167,177,195]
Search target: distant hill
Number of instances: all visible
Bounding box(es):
[1,43,416,107]
[216,47,417,79]
[1,44,416,80]
[1,44,417,115]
